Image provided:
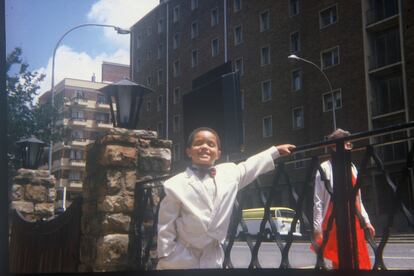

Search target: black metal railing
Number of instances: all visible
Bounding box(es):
[131,122,414,270]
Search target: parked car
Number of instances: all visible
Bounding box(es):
[236,207,302,240]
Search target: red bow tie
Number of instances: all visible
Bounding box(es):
[190,166,216,178]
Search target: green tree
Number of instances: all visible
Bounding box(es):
[7,48,58,169]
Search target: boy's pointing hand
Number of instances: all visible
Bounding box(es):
[275,144,296,156]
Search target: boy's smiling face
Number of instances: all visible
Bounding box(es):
[186,130,221,167]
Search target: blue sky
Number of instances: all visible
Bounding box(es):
[6,0,159,96]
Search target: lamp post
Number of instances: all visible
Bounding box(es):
[288,54,337,131]
[16,136,46,169]
[48,23,130,173]
[100,79,154,129]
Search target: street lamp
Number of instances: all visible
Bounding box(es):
[48,23,130,173]
[288,54,337,131]
[16,136,46,169]
[100,79,154,129]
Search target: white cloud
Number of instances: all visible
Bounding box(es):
[37,45,129,98]
[87,0,159,48]
[36,0,158,99]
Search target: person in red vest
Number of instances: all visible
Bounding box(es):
[312,128,375,269]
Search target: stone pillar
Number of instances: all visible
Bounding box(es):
[79,128,171,272]
[10,169,56,221]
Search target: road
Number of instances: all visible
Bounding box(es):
[228,241,414,270]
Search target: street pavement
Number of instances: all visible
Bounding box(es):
[228,241,414,270]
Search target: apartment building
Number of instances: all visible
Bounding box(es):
[130,0,413,219]
[40,63,129,199]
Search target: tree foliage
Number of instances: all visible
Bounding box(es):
[7,48,59,168]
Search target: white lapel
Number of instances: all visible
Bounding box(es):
[184,167,214,211]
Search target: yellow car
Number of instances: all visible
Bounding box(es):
[237,207,302,240]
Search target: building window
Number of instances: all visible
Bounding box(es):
[173,144,181,162]
[261,46,270,66]
[292,69,302,91]
[97,94,108,104]
[323,89,342,112]
[157,70,163,85]
[75,90,85,99]
[290,31,300,53]
[71,130,85,140]
[211,7,219,26]
[158,44,163,59]
[293,152,305,169]
[147,26,152,36]
[173,33,180,49]
[69,170,82,181]
[234,57,244,76]
[191,21,199,39]
[147,75,152,86]
[173,87,181,104]
[157,95,163,112]
[261,80,272,102]
[157,122,164,137]
[321,46,340,69]
[292,106,304,129]
[234,25,243,45]
[136,35,141,49]
[173,5,180,23]
[260,10,270,32]
[136,59,141,72]
[191,49,198,68]
[70,149,83,161]
[320,5,338,28]
[146,100,151,112]
[262,116,273,138]
[173,115,180,132]
[191,0,198,10]
[71,109,84,120]
[173,60,181,77]
[290,0,299,16]
[95,112,109,124]
[234,0,242,12]
[211,38,219,57]
[158,19,163,33]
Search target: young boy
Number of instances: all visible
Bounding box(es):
[157,127,295,269]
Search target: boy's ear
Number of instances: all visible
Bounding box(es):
[217,149,222,160]
[185,148,192,158]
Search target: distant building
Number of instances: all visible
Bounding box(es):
[130,0,413,223]
[40,62,129,199]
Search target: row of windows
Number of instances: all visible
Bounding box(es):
[139,45,340,88]
[136,2,337,51]
[262,92,341,137]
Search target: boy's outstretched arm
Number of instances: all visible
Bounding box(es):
[275,144,296,156]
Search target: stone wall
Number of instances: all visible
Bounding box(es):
[79,128,171,272]
[10,169,56,221]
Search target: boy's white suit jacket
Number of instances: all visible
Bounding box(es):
[157,146,280,269]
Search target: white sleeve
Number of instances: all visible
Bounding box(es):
[352,166,371,225]
[237,146,279,190]
[157,185,180,258]
[313,169,326,233]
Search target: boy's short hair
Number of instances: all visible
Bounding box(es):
[325,128,351,140]
[187,127,221,149]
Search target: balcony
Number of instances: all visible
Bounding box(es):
[69,159,86,167]
[68,180,83,190]
[96,120,113,129]
[70,138,90,147]
[365,0,398,27]
[71,118,88,126]
[368,30,401,73]
[71,97,88,106]
[95,101,111,109]
[370,76,404,118]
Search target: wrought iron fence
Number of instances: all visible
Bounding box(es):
[131,122,414,270]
